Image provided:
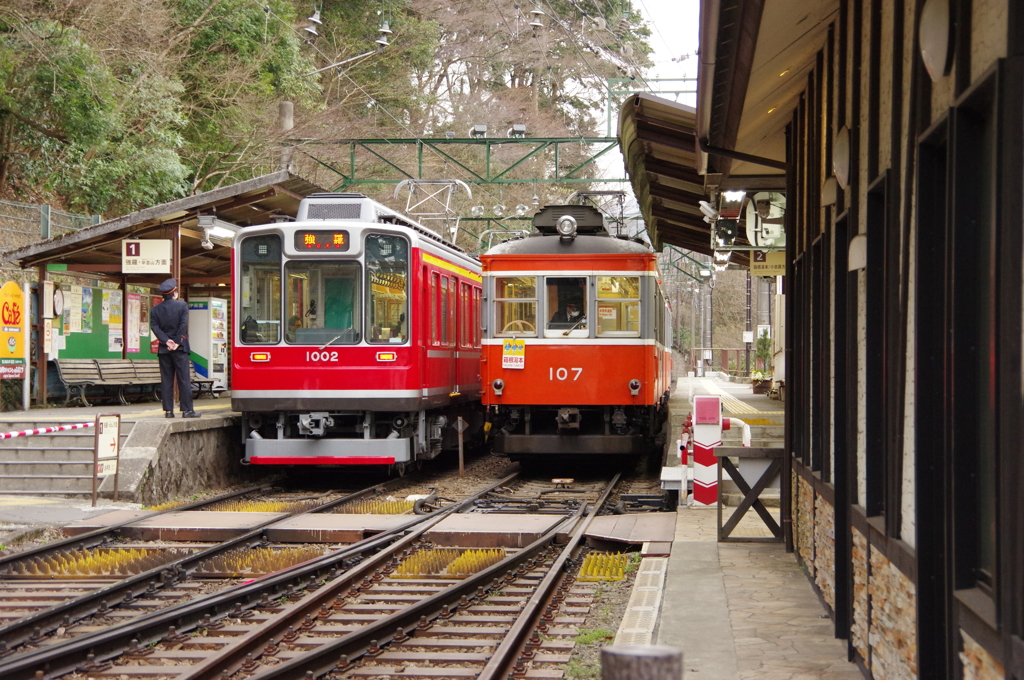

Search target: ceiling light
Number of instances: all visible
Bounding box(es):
[722,190,746,202]
[779,69,790,77]
[768,107,777,114]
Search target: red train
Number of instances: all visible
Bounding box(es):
[480,205,673,460]
[233,193,483,473]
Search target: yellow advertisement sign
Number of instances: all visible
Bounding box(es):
[501,338,525,369]
[0,281,26,379]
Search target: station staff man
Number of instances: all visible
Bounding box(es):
[150,279,200,419]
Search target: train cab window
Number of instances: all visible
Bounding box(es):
[284,261,361,345]
[494,276,537,336]
[239,234,282,344]
[546,276,588,337]
[596,276,641,337]
[366,234,409,344]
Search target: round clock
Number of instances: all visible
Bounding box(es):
[53,288,64,317]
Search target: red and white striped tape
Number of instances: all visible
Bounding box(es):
[0,422,94,440]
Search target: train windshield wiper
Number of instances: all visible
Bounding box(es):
[562,316,587,336]
[319,334,345,350]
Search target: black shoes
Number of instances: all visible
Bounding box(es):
[165,411,175,418]
[182,411,201,418]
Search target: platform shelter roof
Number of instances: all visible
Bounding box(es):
[1,171,325,286]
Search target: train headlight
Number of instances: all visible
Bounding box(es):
[492,379,505,395]
[556,215,577,241]
[628,379,641,396]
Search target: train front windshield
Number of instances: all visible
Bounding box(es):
[238,232,409,346]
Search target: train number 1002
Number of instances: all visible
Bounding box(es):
[306,351,339,362]
[549,367,583,381]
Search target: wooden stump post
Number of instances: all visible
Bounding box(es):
[601,643,683,679]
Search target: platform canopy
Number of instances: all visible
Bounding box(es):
[618,1,830,267]
[1,171,325,285]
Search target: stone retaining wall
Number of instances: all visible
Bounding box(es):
[100,414,265,504]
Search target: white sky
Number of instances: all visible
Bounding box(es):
[594,0,700,218]
[637,0,701,87]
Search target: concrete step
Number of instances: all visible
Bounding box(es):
[0,461,95,475]
[0,430,132,449]
[0,448,96,462]
[0,474,95,492]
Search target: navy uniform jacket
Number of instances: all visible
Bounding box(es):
[150,298,191,355]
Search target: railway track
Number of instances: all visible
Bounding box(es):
[0,469,474,659]
[0,472,625,680]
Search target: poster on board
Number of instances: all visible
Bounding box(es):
[127,293,140,353]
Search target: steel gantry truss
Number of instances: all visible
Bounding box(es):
[290,137,628,191]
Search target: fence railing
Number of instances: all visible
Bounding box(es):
[0,200,99,254]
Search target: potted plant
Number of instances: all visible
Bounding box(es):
[750,369,771,394]
[752,328,772,394]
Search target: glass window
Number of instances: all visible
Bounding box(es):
[366,234,409,344]
[494,276,537,336]
[546,276,588,336]
[430,273,439,345]
[596,276,641,337]
[473,287,482,346]
[284,260,361,345]
[239,235,282,344]
[441,277,449,345]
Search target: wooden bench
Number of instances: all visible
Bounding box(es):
[54,359,137,407]
[141,359,217,402]
[53,359,103,407]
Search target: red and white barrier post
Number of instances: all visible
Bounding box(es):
[692,395,725,506]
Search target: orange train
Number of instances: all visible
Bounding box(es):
[479,205,673,460]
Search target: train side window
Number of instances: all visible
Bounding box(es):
[473,287,482,346]
[460,282,471,348]
[441,276,449,345]
[448,278,456,347]
[365,234,408,344]
[596,276,641,337]
[430,273,439,345]
[494,276,537,336]
[239,234,282,344]
[545,276,588,337]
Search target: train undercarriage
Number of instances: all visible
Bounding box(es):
[242,405,483,474]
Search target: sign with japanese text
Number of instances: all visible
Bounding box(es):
[0,281,26,379]
[750,250,786,276]
[122,239,172,273]
[502,338,525,369]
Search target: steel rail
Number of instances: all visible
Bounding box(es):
[0,471,522,680]
[244,475,620,680]
[478,471,622,680]
[0,475,415,655]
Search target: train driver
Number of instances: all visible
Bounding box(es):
[286,315,302,342]
[550,299,586,325]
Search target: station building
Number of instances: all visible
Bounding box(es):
[620,1,1024,678]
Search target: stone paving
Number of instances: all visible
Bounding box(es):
[657,374,863,679]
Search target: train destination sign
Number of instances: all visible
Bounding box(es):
[294,230,350,250]
[502,339,525,369]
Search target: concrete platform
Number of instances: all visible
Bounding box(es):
[425,513,565,548]
[265,514,413,543]
[644,374,861,680]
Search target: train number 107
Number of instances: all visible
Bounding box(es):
[549,367,583,381]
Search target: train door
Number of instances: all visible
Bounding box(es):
[457,280,473,393]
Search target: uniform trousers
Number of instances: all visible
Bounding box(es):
[159,350,194,413]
